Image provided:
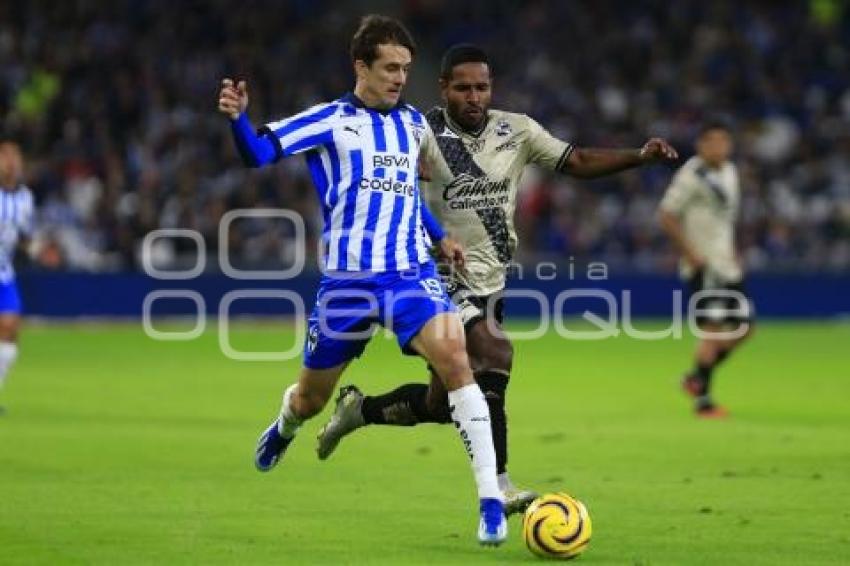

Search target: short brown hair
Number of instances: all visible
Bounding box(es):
[350,14,416,67]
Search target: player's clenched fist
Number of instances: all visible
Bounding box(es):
[218,78,248,120]
[639,137,678,163]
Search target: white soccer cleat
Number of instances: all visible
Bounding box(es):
[316,385,366,460]
[503,486,538,516]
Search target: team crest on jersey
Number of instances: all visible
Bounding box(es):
[495,119,512,137]
[412,124,425,145]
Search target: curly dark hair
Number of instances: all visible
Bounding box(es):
[439,44,490,80]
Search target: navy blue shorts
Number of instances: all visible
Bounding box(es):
[303,262,456,370]
[0,280,22,315]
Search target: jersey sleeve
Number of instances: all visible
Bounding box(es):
[260,102,339,158]
[418,120,440,167]
[659,166,695,216]
[419,199,445,242]
[525,116,574,172]
[231,114,278,167]
[416,120,443,190]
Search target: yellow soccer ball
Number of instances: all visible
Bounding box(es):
[522,492,592,559]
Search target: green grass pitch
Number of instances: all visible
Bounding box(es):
[1,321,848,565]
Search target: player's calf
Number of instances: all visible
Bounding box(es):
[255,365,343,472]
[289,385,333,420]
[468,325,522,504]
[423,369,452,422]
[255,383,303,472]
[411,313,506,542]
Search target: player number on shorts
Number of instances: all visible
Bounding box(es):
[419,278,443,297]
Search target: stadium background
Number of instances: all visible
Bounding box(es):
[0,0,848,317]
[1,2,849,565]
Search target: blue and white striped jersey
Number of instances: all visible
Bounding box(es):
[262,93,432,272]
[0,186,35,283]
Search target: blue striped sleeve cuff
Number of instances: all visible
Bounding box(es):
[230,113,278,167]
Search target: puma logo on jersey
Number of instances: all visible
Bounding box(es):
[343,125,362,136]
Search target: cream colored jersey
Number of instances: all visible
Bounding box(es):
[420,107,573,296]
[659,156,742,282]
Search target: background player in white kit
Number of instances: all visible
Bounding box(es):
[0,142,36,411]
[659,121,755,418]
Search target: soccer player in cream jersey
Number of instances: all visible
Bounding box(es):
[219,19,507,544]
[0,142,36,411]
[659,122,754,418]
[317,44,678,513]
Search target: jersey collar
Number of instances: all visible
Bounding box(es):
[442,107,489,138]
[341,92,405,115]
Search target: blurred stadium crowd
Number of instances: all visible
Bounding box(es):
[1,0,848,273]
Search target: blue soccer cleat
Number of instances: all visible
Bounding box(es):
[478,497,508,546]
[255,418,293,472]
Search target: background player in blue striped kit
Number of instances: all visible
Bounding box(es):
[0,142,36,411]
[217,15,508,545]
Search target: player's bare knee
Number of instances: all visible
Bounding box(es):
[434,346,473,389]
[444,348,472,382]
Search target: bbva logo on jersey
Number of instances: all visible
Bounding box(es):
[372,154,411,168]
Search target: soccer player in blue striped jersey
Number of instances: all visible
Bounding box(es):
[218,15,507,545]
[0,142,36,409]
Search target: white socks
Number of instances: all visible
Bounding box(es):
[448,383,502,501]
[0,341,18,389]
[277,384,303,438]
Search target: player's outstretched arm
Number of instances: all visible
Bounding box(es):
[563,138,678,179]
[218,78,277,168]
